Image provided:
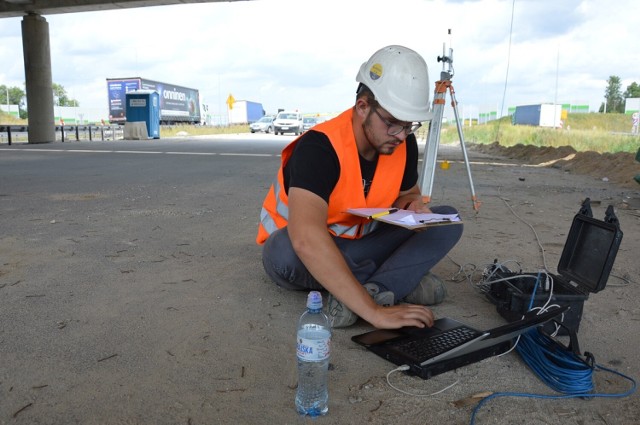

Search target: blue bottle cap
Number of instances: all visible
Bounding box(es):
[307,291,323,310]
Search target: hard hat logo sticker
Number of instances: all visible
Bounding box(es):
[369,63,383,81]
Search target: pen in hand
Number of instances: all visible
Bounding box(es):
[368,208,399,219]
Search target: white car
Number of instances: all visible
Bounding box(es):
[273,111,303,135]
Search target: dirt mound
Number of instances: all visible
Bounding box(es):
[470,142,640,189]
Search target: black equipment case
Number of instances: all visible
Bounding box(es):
[486,199,623,335]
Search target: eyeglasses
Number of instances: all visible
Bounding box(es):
[371,107,422,136]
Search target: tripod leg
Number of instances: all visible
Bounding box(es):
[449,86,481,212]
[419,81,447,204]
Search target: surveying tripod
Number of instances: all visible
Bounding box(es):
[419,41,481,212]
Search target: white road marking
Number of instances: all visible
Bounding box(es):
[1,148,278,157]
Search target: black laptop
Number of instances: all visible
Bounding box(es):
[351,305,568,380]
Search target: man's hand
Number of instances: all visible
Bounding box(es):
[362,303,435,329]
[403,199,432,214]
[395,184,432,213]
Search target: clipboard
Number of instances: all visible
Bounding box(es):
[347,208,462,230]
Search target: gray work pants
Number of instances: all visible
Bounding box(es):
[261,206,463,300]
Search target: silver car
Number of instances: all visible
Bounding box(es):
[249,116,274,133]
[303,117,318,132]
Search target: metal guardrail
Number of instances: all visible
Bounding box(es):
[0,125,28,145]
[0,125,124,145]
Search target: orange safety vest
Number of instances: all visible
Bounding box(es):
[256,108,406,245]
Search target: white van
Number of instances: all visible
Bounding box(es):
[273,111,304,135]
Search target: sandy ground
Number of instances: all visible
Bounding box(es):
[0,139,639,425]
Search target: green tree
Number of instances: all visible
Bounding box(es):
[623,82,640,99]
[0,84,25,107]
[0,84,8,105]
[2,82,80,120]
[600,75,624,113]
[0,84,27,118]
[52,83,79,107]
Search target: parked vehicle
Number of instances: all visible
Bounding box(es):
[229,100,265,125]
[106,77,201,125]
[303,117,318,132]
[512,104,562,128]
[250,116,274,133]
[273,111,303,135]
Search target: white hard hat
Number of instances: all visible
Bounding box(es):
[356,45,431,122]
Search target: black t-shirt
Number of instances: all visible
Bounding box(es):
[283,130,419,203]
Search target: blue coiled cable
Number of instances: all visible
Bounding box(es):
[469,271,637,424]
[516,328,593,394]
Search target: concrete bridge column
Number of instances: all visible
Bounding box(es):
[22,13,55,144]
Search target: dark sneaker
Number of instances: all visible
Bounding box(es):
[403,272,447,305]
[363,283,395,307]
[326,293,358,328]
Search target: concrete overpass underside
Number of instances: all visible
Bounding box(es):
[1,0,248,143]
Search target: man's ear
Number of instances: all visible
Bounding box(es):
[355,98,370,119]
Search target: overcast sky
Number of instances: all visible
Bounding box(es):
[0,0,638,121]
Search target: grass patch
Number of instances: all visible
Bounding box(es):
[0,111,26,125]
[160,124,250,138]
[438,113,638,154]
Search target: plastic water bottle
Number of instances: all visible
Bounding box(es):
[295,291,331,417]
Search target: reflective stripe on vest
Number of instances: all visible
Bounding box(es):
[259,177,288,236]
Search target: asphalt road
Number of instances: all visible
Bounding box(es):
[1,135,637,425]
[0,134,291,209]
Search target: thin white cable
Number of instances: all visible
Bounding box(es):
[386,366,459,397]
[498,188,550,271]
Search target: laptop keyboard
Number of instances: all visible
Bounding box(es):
[393,326,482,361]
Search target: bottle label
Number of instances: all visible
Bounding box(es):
[297,334,330,361]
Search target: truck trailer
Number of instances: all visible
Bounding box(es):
[512,104,562,128]
[107,77,201,125]
[228,100,264,124]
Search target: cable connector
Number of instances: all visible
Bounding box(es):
[584,351,596,369]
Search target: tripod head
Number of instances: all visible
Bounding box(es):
[437,29,454,79]
[437,49,453,68]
